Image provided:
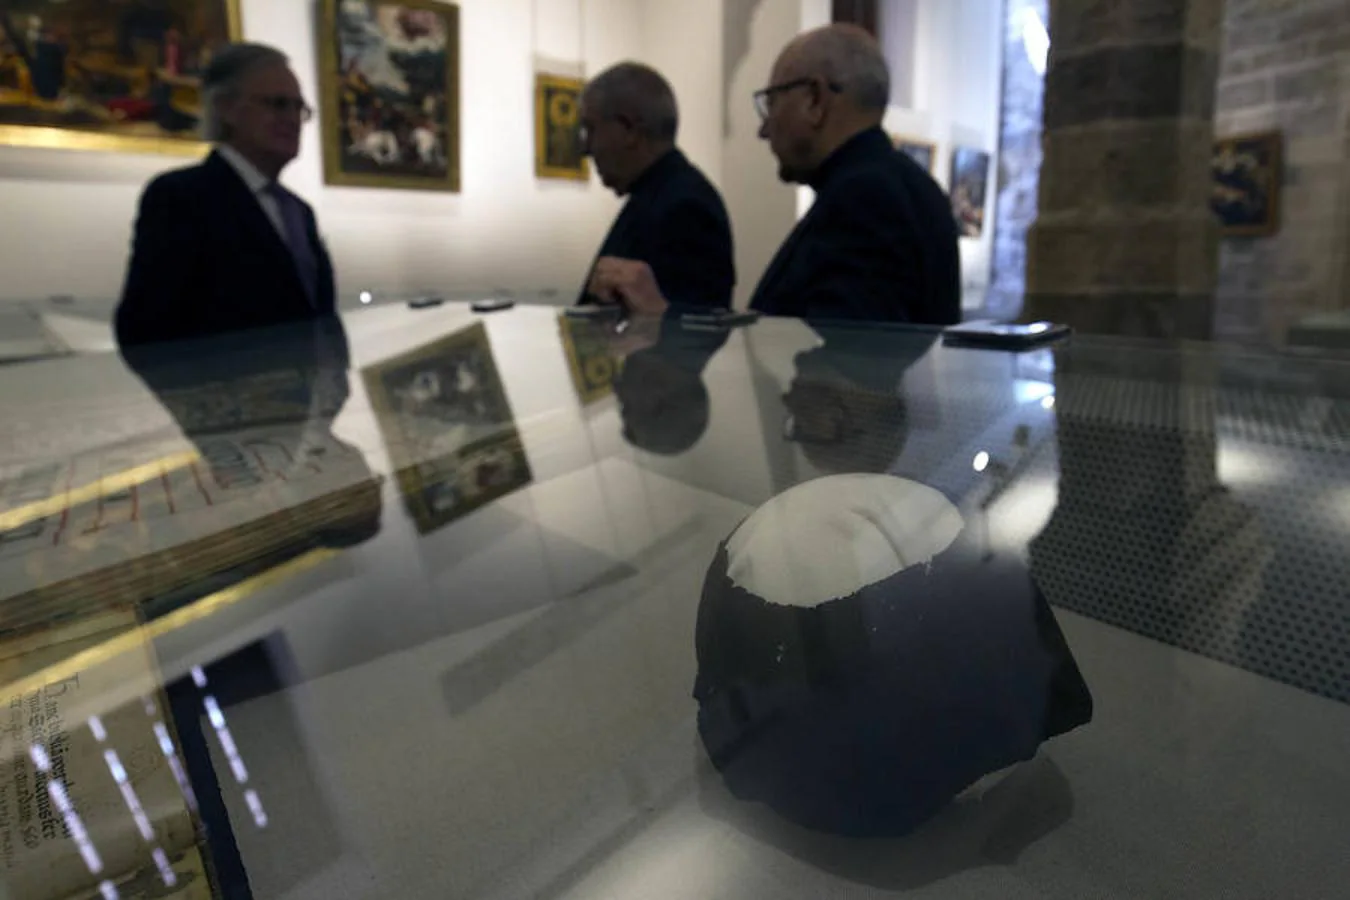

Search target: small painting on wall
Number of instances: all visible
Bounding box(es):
[1212,130,1282,237]
[536,72,589,181]
[892,134,936,173]
[950,147,991,238]
[319,0,460,191]
[0,0,241,156]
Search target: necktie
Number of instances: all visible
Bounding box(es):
[266,182,319,308]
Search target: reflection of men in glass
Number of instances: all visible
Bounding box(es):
[121,317,380,552]
[784,328,937,474]
[577,63,736,311]
[608,319,729,455]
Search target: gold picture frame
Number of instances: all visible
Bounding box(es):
[0,0,242,157]
[535,72,589,181]
[363,323,533,535]
[1212,130,1282,238]
[318,0,461,192]
[891,134,936,174]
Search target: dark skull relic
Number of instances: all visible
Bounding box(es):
[694,474,1093,836]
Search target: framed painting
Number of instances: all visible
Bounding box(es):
[536,72,589,181]
[1212,130,1282,237]
[0,0,242,157]
[892,134,936,173]
[319,0,460,192]
[950,146,990,238]
[363,323,532,535]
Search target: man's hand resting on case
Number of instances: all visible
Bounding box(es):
[587,257,670,317]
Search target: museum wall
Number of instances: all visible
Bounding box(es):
[1213,0,1350,342]
[992,0,1350,342]
[0,0,646,309]
[878,0,1004,312]
[0,0,1008,317]
[721,0,826,309]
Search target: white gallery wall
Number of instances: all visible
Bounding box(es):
[0,0,642,307]
[0,0,1006,314]
[880,0,1004,311]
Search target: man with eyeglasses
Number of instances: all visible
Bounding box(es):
[117,43,336,346]
[590,25,960,326]
[578,62,734,311]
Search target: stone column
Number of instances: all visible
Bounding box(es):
[1022,0,1226,339]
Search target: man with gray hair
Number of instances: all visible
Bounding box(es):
[590,26,960,325]
[578,61,735,310]
[117,42,337,346]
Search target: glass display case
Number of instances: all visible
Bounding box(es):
[1,302,1348,899]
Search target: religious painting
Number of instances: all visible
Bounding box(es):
[536,72,589,181]
[892,134,936,173]
[0,0,241,156]
[558,312,623,405]
[950,146,990,238]
[319,0,460,191]
[364,323,533,534]
[1212,130,1282,237]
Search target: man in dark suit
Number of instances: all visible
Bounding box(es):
[117,43,336,347]
[578,62,735,310]
[589,26,960,326]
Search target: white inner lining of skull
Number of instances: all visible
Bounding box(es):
[725,475,965,609]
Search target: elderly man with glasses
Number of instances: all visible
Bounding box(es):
[590,25,961,326]
[117,42,337,347]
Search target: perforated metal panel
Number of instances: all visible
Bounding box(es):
[775,338,1350,704]
[1023,355,1350,704]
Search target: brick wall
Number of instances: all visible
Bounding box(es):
[991,0,1350,343]
[1215,0,1350,343]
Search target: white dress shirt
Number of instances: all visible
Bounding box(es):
[216,143,291,246]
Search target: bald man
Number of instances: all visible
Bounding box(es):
[591,26,960,325]
[578,62,735,310]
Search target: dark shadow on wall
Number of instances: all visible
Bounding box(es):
[722,0,766,138]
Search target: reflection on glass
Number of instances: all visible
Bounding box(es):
[609,319,730,455]
[118,317,382,610]
[1030,348,1273,681]
[559,311,626,405]
[0,620,212,899]
[782,330,937,475]
[365,321,533,534]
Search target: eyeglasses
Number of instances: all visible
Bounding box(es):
[753,77,843,120]
[250,94,314,122]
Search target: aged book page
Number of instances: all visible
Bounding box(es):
[0,609,209,900]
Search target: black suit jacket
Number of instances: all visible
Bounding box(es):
[117,150,337,346]
[749,128,962,325]
[580,149,735,310]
